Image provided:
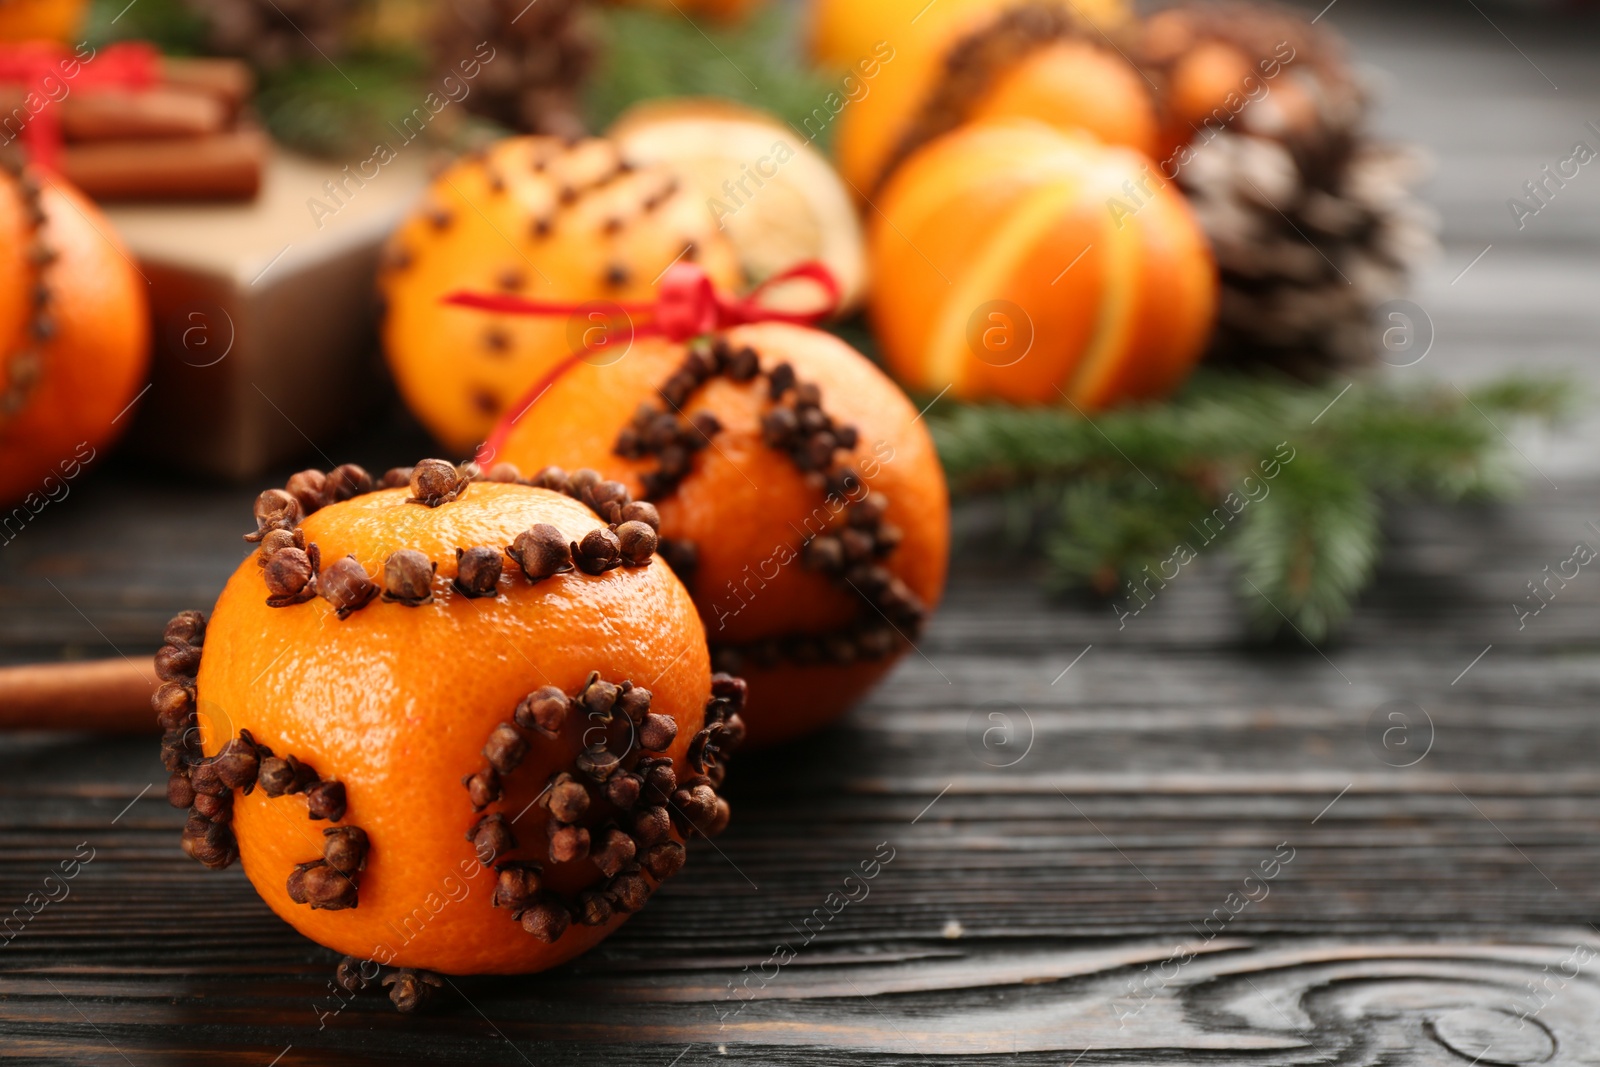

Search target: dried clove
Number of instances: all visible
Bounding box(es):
[323,826,369,873]
[181,817,237,870]
[154,642,202,682]
[519,896,571,942]
[515,686,570,736]
[637,758,677,805]
[302,863,360,910]
[641,840,686,881]
[285,469,328,514]
[334,956,370,994]
[167,773,196,809]
[632,805,670,846]
[493,864,542,910]
[454,546,504,598]
[576,888,614,926]
[319,556,379,618]
[463,765,501,811]
[212,734,260,790]
[263,545,319,607]
[468,813,517,865]
[507,524,573,581]
[245,489,300,542]
[192,790,231,822]
[189,760,227,797]
[324,464,374,501]
[547,823,590,864]
[615,521,659,566]
[408,459,469,507]
[153,682,195,733]
[483,722,528,775]
[615,685,652,724]
[545,773,590,823]
[258,754,315,797]
[619,500,660,531]
[382,550,436,606]
[592,828,637,878]
[605,772,642,811]
[574,527,622,575]
[607,867,651,913]
[305,780,347,822]
[163,610,207,647]
[638,713,678,753]
[576,742,621,782]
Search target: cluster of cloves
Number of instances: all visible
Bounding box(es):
[331,956,446,1014]
[154,611,239,871]
[507,467,661,579]
[156,611,370,908]
[252,458,665,614]
[611,337,751,500]
[464,669,744,942]
[266,753,365,910]
[609,336,926,672]
[0,150,54,419]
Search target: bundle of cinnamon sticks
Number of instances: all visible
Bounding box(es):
[2,56,266,200]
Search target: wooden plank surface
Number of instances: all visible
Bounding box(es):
[5,0,1600,1063]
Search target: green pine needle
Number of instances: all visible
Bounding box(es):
[584,5,838,146]
[932,373,1573,640]
[253,50,432,160]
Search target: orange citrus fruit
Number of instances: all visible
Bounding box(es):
[158,464,740,978]
[869,122,1217,408]
[488,322,950,746]
[379,135,741,455]
[0,159,149,509]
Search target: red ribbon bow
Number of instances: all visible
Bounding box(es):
[443,260,840,344]
[0,41,160,171]
[445,261,841,465]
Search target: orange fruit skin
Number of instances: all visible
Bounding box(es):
[831,0,1149,196]
[196,483,710,975]
[380,136,741,456]
[967,40,1159,162]
[868,122,1217,409]
[0,0,85,41]
[810,0,1131,71]
[0,170,149,508]
[491,323,950,746]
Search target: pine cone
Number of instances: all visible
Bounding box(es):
[188,0,364,71]
[1141,2,1436,379]
[432,0,595,139]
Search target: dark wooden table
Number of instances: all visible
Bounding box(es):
[4,0,1600,1063]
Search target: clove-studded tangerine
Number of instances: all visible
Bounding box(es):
[379,134,742,455]
[159,460,742,981]
[488,322,950,745]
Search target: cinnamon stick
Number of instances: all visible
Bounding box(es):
[62,86,228,142]
[0,659,157,733]
[61,127,267,201]
[159,57,254,117]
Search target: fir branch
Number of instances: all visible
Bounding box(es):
[1232,452,1379,639]
[583,5,837,146]
[933,373,1574,639]
[252,49,432,159]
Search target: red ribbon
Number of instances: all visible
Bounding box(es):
[0,42,160,171]
[445,261,841,465]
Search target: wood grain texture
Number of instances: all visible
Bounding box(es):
[4,1,1600,1062]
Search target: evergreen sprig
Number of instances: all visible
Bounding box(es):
[931,374,1571,639]
[583,5,837,145]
